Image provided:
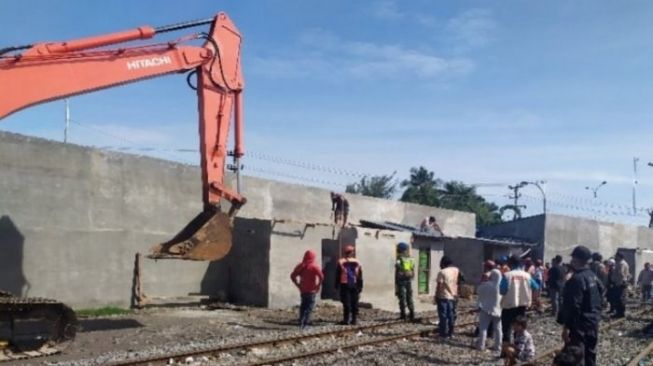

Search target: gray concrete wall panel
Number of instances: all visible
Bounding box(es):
[444,239,484,286]
[0,132,475,308]
[544,214,648,261]
[216,218,271,306]
[229,175,476,237]
[355,228,412,312]
[268,222,330,309]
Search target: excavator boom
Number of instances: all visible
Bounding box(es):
[0,12,247,359]
[0,12,246,261]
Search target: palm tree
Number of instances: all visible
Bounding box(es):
[400,166,442,206]
[439,181,502,227]
[346,172,398,199]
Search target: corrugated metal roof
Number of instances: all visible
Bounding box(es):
[358,219,537,247]
[358,219,444,239]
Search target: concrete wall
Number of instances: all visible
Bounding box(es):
[267,222,331,309]
[229,175,475,237]
[234,222,415,311]
[617,249,653,285]
[355,228,412,311]
[615,248,652,285]
[443,239,484,286]
[413,237,444,300]
[543,214,653,261]
[217,218,271,306]
[478,215,546,259]
[0,133,210,308]
[0,132,475,308]
[480,213,653,263]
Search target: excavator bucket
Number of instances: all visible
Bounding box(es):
[149,209,232,261]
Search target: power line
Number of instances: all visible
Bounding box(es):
[521,194,649,219]
[547,192,650,214]
[67,121,379,178]
[246,166,349,189]
[246,151,373,178]
[69,119,142,147]
[57,120,653,218]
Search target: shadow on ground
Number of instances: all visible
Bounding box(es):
[79,318,144,332]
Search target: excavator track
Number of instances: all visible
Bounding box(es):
[0,291,77,362]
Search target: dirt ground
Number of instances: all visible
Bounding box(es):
[19,301,413,366]
[7,297,651,365]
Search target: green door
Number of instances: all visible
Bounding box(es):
[418,249,430,294]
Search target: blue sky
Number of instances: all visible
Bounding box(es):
[2,1,653,225]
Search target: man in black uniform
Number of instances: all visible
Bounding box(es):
[557,245,604,366]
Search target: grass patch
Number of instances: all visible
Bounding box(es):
[76,306,131,317]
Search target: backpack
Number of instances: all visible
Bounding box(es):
[344,262,358,287]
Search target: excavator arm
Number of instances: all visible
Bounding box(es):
[0,12,246,261]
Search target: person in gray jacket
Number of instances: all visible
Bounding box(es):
[610,252,630,318]
[476,269,502,353]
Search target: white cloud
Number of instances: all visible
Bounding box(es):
[446,9,497,50]
[371,0,436,27]
[372,0,405,20]
[462,109,546,129]
[250,29,473,81]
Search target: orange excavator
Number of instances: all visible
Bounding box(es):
[0,12,245,360]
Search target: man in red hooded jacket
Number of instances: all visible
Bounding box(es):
[290,250,324,328]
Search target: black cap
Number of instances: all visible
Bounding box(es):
[571,245,592,261]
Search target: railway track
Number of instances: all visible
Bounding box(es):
[626,340,653,366]
[64,301,639,366]
[526,305,653,366]
[108,309,478,366]
[240,319,480,366]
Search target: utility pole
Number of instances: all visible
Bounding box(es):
[508,182,527,220]
[64,99,70,143]
[521,180,547,215]
[633,157,639,215]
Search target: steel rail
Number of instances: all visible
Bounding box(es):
[107,311,478,366]
[241,319,480,366]
[626,340,653,366]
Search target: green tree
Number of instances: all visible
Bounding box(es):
[400,166,443,206]
[346,172,398,199]
[499,204,523,221]
[438,181,503,227]
[399,167,503,228]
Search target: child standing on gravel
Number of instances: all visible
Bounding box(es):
[290,250,324,329]
[502,316,535,366]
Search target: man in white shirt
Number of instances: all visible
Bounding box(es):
[435,256,459,338]
[500,255,539,346]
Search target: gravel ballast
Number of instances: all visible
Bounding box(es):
[5,299,649,366]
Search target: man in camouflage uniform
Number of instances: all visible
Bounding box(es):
[395,242,415,321]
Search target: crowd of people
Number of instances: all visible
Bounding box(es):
[442,246,650,366]
[288,224,650,366]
